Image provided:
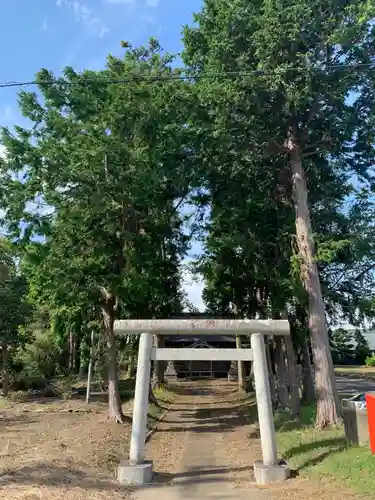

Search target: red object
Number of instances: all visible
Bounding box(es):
[366,393,375,454]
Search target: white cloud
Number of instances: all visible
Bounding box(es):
[42,19,48,30]
[57,0,110,38]
[146,0,160,7]
[98,26,110,37]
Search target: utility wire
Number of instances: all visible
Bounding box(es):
[0,63,375,89]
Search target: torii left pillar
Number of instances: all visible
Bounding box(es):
[117,332,154,484]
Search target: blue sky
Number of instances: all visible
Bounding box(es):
[0,0,202,128]
[0,0,205,309]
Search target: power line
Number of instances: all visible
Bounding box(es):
[0,63,374,89]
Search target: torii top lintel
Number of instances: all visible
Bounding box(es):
[114,319,289,336]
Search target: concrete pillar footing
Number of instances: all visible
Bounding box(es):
[253,459,290,484]
[117,460,154,485]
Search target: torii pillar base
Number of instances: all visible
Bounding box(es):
[253,460,290,485]
[117,460,154,485]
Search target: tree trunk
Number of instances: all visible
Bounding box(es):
[74,333,81,375]
[86,330,95,405]
[289,139,340,427]
[247,361,255,392]
[68,331,74,373]
[274,336,289,408]
[236,335,245,391]
[265,337,277,408]
[102,303,126,423]
[79,335,87,377]
[302,337,316,404]
[152,335,166,388]
[149,364,159,405]
[284,334,300,417]
[126,350,136,378]
[2,345,9,397]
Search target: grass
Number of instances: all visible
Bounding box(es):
[147,384,175,423]
[276,404,375,496]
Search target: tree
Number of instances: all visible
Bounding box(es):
[329,328,355,365]
[183,0,375,427]
[0,239,31,396]
[0,40,193,420]
[353,329,371,365]
[318,195,375,327]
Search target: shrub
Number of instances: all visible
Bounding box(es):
[365,354,375,367]
[353,330,371,365]
[11,330,62,390]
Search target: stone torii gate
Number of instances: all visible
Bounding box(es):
[114,319,290,485]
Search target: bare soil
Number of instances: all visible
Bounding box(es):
[0,396,132,500]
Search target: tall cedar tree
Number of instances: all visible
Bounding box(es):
[183,0,375,427]
[0,40,194,421]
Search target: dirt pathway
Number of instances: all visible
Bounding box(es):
[130,381,267,499]
[130,381,364,500]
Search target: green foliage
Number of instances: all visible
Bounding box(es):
[11,330,61,390]
[0,40,193,406]
[329,328,355,364]
[1,40,191,321]
[1,0,375,416]
[183,0,375,325]
[0,238,32,350]
[329,328,371,365]
[365,354,375,367]
[353,329,371,364]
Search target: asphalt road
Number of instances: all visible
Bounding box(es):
[336,375,375,395]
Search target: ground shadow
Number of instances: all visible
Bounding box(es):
[284,436,347,471]
[0,462,253,493]
[0,463,125,492]
[285,437,347,459]
[155,401,258,434]
[297,450,341,471]
[274,404,348,469]
[134,464,254,488]
[169,396,251,408]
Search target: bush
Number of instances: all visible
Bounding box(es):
[329,328,355,364]
[11,330,62,390]
[353,330,371,364]
[365,354,375,367]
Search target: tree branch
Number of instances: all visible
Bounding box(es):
[302,135,333,157]
[353,262,375,282]
[267,139,289,154]
[301,98,321,137]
